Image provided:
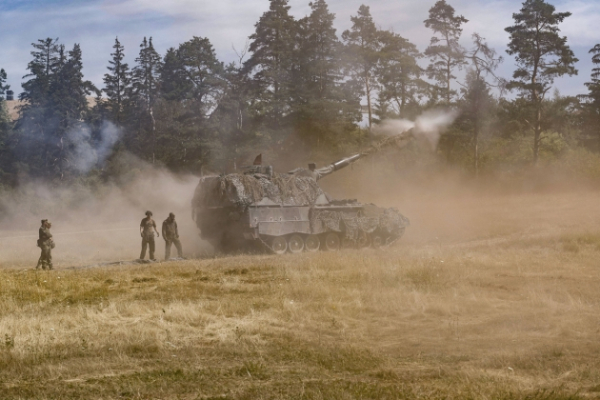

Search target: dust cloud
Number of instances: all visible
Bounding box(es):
[0,155,211,269]
[2,109,600,269]
[322,155,600,252]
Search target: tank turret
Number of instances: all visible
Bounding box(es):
[192,131,412,254]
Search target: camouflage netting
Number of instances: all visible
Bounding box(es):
[379,208,410,235]
[312,210,379,238]
[197,172,325,208]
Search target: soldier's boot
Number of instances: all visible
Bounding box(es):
[47,263,54,270]
[165,242,171,261]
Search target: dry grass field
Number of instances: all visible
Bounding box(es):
[2,181,600,399]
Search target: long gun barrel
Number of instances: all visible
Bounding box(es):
[312,129,414,180]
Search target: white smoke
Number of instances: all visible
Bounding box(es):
[373,109,459,149]
[68,121,121,173]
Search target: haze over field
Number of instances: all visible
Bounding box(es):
[3,173,600,398]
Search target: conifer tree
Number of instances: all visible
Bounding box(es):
[20,38,60,109]
[160,47,190,102]
[52,43,97,177]
[178,36,225,117]
[131,37,162,113]
[295,0,360,148]
[342,5,380,130]
[0,68,12,178]
[17,38,62,177]
[210,46,256,170]
[245,0,297,131]
[424,0,468,104]
[130,37,163,162]
[505,0,577,163]
[579,44,600,146]
[377,30,424,119]
[0,68,8,99]
[103,37,131,124]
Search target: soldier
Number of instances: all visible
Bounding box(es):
[139,211,159,260]
[162,212,183,260]
[36,219,54,270]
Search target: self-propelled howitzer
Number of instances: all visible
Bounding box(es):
[192,132,412,254]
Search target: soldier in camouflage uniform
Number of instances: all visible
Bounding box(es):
[36,219,54,270]
[162,212,183,260]
[139,211,159,260]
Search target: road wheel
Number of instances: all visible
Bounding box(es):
[371,234,384,249]
[305,235,320,252]
[324,232,340,251]
[271,237,287,254]
[342,237,355,249]
[288,234,304,253]
[357,232,370,248]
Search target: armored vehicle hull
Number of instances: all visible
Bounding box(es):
[192,132,412,254]
[192,170,409,254]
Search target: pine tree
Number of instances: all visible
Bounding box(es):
[17,38,62,178]
[0,68,12,179]
[178,36,225,116]
[210,47,257,171]
[130,37,163,162]
[0,68,8,99]
[342,5,381,130]
[245,0,297,131]
[294,0,361,149]
[505,0,577,164]
[579,44,600,147]
[153,40,224,172]
[424,0,468,104]
[131,37,162,113]
[103,37,131,124]
[377,30,424,119]
[160,47,190,102]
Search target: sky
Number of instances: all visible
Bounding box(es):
[1,0,599,100]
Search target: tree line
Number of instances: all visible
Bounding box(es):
[1,0,600,186]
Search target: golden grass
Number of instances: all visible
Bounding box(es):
[2,189,600,398]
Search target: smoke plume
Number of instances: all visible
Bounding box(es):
[373,109,458,149]
[68,121,121,173]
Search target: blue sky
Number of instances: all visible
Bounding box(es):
[1,0,598,99]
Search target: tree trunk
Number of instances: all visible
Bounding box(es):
[533,102,541,165]
[446,61,451,104]
[365,72,372,134]
[474,124,479,178]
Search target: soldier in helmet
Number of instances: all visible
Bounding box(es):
[162,212,183,260]
[36,219,55,270]
[139,211,159,260]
